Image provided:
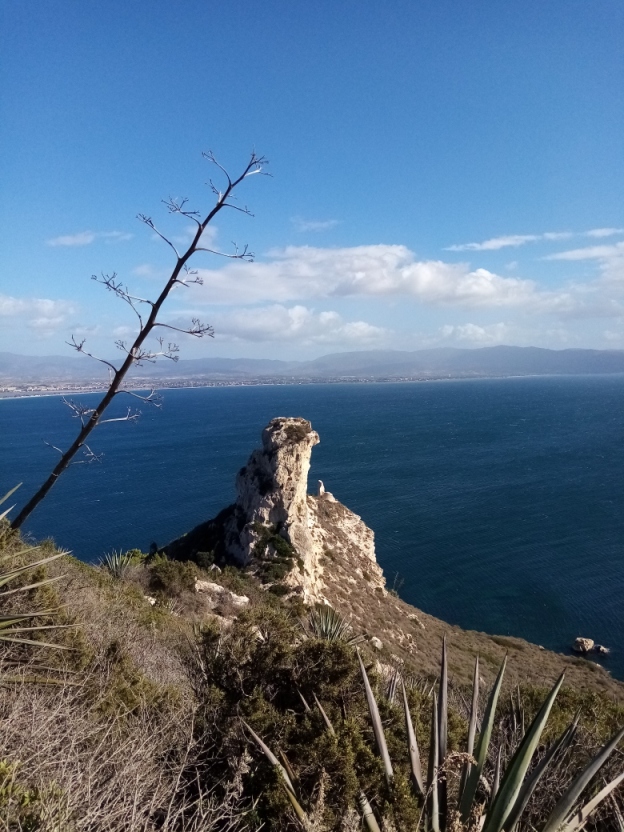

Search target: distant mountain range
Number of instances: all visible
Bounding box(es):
[3,346,624,387]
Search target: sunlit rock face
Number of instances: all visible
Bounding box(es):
[222,417,320,567]
[224,416,386,603]
[163,416,386,603]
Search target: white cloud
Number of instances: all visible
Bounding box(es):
[132,264,156,277]
[446,232,573,252]
[439,322,511,345]
[446,228,624,252]
[291,217,340,233]
[210,304,387,346]
[0,294,78,336]
[586,228,624,238]
[47,231,97,247]
[46,230,133,247]
[545,242,624,261]
[101,231,133,242]
[189,244,558,310]
[112,325,135,338]
[71,324,101,337]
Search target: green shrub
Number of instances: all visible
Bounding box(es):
[148,558,197,597]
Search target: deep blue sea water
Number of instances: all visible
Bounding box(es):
[2,376,623,678]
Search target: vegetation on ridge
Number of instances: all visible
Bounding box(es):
[0,493,622,829]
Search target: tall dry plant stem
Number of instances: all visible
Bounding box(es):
[11,151,268,530]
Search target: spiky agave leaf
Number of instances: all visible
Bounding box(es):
[0,483,22,522]
[482,672,565,832]
[401,677,424,796]
[561,771,624,832]
[541,724,624,832]
[297,686,312,713]
[387,666,400,703]
[358,790,381,832]
[458,655,480,804]
[241,719,308,824]
[611,793,624,832]
[0,550,66,591]
[279,750,298,788]
[99,549,134,579]
[357,648,393,786]
[438,636,449,828]
[305,603,363,644]
[490,746,502,804]
[428,690,441,832]
[459,655,507,821]
[313,692,336,737]
[0,541,68,649]
[505,711,580,832]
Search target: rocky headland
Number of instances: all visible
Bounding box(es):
[163,416,621,694]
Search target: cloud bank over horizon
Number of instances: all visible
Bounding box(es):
[5,229,624,357]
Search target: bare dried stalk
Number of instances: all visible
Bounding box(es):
[12,151,267,530]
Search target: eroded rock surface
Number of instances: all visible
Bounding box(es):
[573,637,595,654]
[163,416,385,603]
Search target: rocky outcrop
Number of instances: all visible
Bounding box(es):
[163,416,386,603]
[222,417,320,568]
[572,637,610,656]
[573,637,595,654]
[195,580,249,611]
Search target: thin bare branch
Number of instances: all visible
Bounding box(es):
[162,197,203,227]
[202,150,233,189]
[44,441,65,456]
[91,272,154,330]
[118,389,162,407]
[153,319,214,338]
[12,150,266,530]
[66,335,119,375]
[194,242,254,261]
[174,265,204,287]
[137,214,181,258]
[76,443,104,463]
[219,201,255,216]
[97,408,141,425]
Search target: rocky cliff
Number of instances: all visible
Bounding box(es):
[163,416,385,604]
[161,416,624,694]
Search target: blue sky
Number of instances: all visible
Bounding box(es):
[1,1,623,360]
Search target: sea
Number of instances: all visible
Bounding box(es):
[1,375,623,679]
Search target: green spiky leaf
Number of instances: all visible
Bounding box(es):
[460,655,507,821]
[483,672,565,832]
[401,678,424,796]
[542,724,624,832]
[357,648,393,785]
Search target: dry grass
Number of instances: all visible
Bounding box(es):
[0,530,250,831]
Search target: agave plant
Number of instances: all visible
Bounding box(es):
[304,603,364,645]
[99,548,134,579]
[357,638,624,832]
[243,636,624,831]
[1,484,68,650]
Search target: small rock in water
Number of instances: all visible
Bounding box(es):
[595,644,610,655]
[572,637,595,654]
